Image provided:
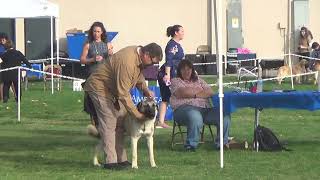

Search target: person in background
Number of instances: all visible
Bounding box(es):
[0,40,32,103]
[0,32,8,56]
[80,21,113,78]
[308,42,320,71]
[0,33,9,101]
[298,27,313,63]
[83,43,162,169]
[170,60,232,151]
[157,25,184,128]
[80,21,113,126]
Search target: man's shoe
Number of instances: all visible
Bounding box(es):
[118,161,131,168]
[103,163,121,170]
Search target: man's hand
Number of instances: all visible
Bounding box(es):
[135,111,146,122]
[143,89,155,99]
[163,74,170,83]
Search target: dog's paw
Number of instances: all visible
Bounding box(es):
[151,164,157,168]
[93,158,101,167]
[132,165,139,169]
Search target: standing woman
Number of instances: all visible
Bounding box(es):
[157,25,184,128]
[80,21,113,126]
[0,40,32,103]
[80,21,113,77]
[298,27,313,61]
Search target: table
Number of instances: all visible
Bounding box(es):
[212,91,320,150]
[212,91,320,114]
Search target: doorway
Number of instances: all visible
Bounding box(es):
[24,18,55,60]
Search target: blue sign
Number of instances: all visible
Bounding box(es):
[130,86,173,120]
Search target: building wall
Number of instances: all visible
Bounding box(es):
[242,0,289,57]
[310,0,320,45]
[13,0,319,60]
[52,0,209,55]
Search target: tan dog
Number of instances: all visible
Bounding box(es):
[277,59,307,84]
[310,61,320,84]
[88,99,158,169]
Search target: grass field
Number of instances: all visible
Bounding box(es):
[0,77,320,180]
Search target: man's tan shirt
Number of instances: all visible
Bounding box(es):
[84,46,148,118]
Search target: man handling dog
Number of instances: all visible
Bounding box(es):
[83,43,163,170]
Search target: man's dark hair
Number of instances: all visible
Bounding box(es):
[177,59,198,82]
[141,43,163,61]
[312,42,319,49]
[0,32,8,40]
[4,39,14,50]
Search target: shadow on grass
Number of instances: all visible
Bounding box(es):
[0,154,93,170]
[0,133,94,153]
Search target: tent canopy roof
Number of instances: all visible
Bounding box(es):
[0,0,59,18]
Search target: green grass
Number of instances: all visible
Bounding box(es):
[0,78,320,179]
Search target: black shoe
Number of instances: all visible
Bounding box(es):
[185,145,196,152]
[103,163,121,170]
[118,161,131,168]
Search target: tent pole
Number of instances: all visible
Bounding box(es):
[50,16,54,94]
[18,67,21,122]
[56,17,60,90]
[214,0,224,168]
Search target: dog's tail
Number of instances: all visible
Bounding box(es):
[87,124,100,138]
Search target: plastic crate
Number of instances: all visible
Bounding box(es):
[66,32,118,60]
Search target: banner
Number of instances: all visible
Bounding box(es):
[130,86,173,120]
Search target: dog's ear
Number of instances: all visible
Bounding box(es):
[137,101,143,110]
[154,103,159,112]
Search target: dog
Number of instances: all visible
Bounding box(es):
[277,59,307,84]
[87,98,158,169]
[308,61,320,85]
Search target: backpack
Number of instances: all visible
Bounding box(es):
[254,125,290,151]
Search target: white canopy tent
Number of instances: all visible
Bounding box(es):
[0,0,60,122]
[0,0,60,95]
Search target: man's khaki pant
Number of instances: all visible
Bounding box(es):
[88,92,128,164]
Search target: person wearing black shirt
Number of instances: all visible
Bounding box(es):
[0,40,32,103]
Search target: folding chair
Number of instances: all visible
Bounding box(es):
[171,119,215,149]
[21,69,28,91]
[43,64,62,91]
[237,58,260,86]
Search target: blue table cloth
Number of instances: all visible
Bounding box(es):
[212,91,320,114]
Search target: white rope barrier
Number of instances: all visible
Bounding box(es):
[208,71,317,87]
[0,66,85,81]
[0,66,20,72]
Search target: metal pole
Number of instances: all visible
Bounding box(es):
[51,16,54,94]
[288,0,294,89]
[56,17,60,91]
[18,67,21,122]
[214,0,224,168]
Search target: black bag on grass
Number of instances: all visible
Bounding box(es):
[254,125,290,151]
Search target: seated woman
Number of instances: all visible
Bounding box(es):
[170,60,231,151]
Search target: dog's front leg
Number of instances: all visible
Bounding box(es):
[146,136,157,168]
[93,141,103,167]
[131,136,139,169]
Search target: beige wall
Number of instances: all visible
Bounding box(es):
[13,0,319,59]
[52,0,209,55]
[242,0,289,57]
[310,0,320,44]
